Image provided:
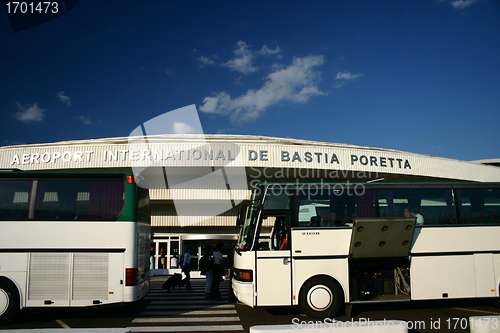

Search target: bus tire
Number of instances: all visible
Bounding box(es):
[299,276,343,319]
[0,279,20,325]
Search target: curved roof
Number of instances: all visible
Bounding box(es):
[1,134,499,182]
[2,134,402,151]
[471,159,500,167]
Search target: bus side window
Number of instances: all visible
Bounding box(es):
[0,181,31,220]
[273,216,290,250]
[457,188,500,225]
[57,186,79,220]
[378,189,456,225]
[260,214,290,251]
[88,181,125,220]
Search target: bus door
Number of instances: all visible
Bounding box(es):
[255,213,292,306]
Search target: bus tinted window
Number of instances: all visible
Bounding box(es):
[296,187,375,227]
[377,188,456,225]
[0,180,32,220]
[35,180,125,220]
[137,186,151,223]
[0,179,125,221]
[263,188,290,210]
[456,188,500,225]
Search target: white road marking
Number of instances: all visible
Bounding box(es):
[129,325,243,332]
[55,320,71,329]
[451,307,500,315]
[139,309,237,316]
[144,304,234,309]
[132,316,240,323]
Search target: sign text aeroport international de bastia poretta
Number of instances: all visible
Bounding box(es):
[9,147,412,170]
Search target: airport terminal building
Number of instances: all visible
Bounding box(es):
[2,134,499,269]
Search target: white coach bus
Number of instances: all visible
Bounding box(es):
[232,182,500,318]
[0,170,151,324]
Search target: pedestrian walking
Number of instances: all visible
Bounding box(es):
[210,243,224,300]
[181,247,193,290]
[200,245,213,299]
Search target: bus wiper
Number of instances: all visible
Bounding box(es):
[234,246,242,256]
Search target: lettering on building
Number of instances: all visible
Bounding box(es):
[248,150,412,169]
[9,147,411,170]
[11,151,95,165]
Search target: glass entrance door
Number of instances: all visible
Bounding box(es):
[152,237,180,269]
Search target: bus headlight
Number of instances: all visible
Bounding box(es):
[233,268,253,282]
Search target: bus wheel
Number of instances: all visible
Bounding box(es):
[299,276,343,319]
[0,280,19,325]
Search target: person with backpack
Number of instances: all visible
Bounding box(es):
[200,245,213,299]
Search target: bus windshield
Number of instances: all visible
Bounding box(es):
[236,201,259,250]
[236,187,264,250]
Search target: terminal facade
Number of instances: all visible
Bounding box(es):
[2,134,499,269]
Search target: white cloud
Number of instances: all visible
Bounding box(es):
[216,127,236,134]
[15,102,45,122]
[79,116,92,125]
[57,91,71,106]
[336,72,363,80]
[259,44,281,56]
[199,96,221,113]
[199,41,281,74]
[222,41,258,74]
[450,0,479,9]
[200,55,325,123]
[198,55,216,67]
[172,121,197,134]
[334,82,346,89]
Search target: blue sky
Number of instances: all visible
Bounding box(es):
[1,0,499,161]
